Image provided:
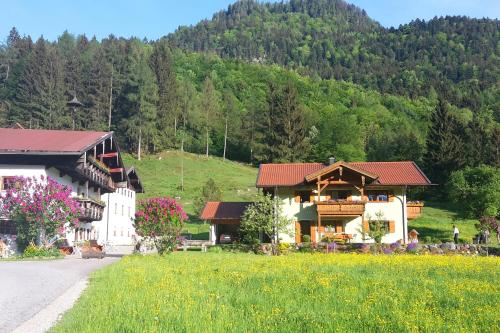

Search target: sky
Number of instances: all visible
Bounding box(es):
[0,0,498,41]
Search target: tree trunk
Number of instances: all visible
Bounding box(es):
[223,116,228,161]
[108,67,113,131]
[138,127,142,161]
[205,127,209,157]
[180,137,184,191]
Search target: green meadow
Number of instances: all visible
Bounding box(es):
[51,253,499,333]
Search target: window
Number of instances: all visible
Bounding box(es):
[0,220,17,234]
[114,203,118,214]
[128,207,131,218]
[295,191,312,203]
[328,190,351,201]
[366,190,389,202]
[121,205,124,216]
[1,177,17,190]
[367,220,395,233]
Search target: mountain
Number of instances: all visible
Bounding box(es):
[167,0,499,107]
[0,0,498,176]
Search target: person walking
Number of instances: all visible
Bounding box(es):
[453,224,459,244]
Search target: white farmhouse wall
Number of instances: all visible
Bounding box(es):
[274,186,407,244]
[0,164,105,246]
[99,187,137,245]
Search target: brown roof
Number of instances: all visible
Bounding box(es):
[0,128,112,154]
[200,202,252,220]
[256,161,431,187]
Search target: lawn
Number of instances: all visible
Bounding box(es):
[51,253,499,333]
[122,151,258,238]
[410,202,494,245]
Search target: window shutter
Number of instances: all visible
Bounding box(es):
[336,223,343,233]
[295,221,301,243]
[389,220,395,233]
[362,220,369,232]
[389,192,395,202]
[294,192,300,203]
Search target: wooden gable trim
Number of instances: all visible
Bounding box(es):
[304,161,378,183]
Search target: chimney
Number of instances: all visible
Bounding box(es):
[328,157,336,165]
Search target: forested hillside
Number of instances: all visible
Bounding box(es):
[0,0,498,184]
[168,0,499,106]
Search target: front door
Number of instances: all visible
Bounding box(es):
[299,221,312,242]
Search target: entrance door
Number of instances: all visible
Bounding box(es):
[299,221,312,242]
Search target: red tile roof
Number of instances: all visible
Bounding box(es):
[256,161,431,187]
[0,128,112,154]
[200,202,252,220]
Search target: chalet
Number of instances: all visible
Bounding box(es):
[0,128,143,251]
[202,158,431,245]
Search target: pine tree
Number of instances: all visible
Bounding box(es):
[150,40,180,149]
[424,98,466,184]
[201,75,218,157]
[119,41,158,159]
[14,37,66,129]
[266,80,310,162]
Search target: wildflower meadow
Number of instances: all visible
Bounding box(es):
[51,253,499,332]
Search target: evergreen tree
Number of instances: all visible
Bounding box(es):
[14,37,66,129]
[119,41,158,159]
[150,40,180,149]
[424,98,466,185]
[266,80,310,162]
[200,75,218,157]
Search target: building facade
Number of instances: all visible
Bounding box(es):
[0,128,143,252]
[202,159,430,244]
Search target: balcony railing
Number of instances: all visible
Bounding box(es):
[77,162,115,191]
[75,197,106,222]
[407,201,424,220]
[315,200,366,216]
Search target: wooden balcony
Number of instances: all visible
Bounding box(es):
[407,201,424,220]
[75,197,106,222]
[315,200,366,216]
[77,160,115,192]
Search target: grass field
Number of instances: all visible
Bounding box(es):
[51,253,499,332]
[122,151,257,238]
[410,202,494,246]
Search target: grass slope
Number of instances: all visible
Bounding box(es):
[122,151,258,238]
[51,253,500,332]
[410,202,492,245]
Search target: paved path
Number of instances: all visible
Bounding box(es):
[0,257,118,333]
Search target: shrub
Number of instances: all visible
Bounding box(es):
[240,194,292,255]
[0,176,80,250]
[447,165,500,218]
[133,197,188,255]
[302,235,311,243]
[208,246,223,253]
[23,242,62,258]
[423,236,432,244]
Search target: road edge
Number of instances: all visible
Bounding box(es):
[11,278,88,333]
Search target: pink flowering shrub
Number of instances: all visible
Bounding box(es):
[0,176,81,249]
[134,197,188,255]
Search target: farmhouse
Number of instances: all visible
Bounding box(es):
[0,128,143,252]
[202,158,431,244]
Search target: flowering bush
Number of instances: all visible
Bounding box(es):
[0,176,80,250]
[133,197,188,255]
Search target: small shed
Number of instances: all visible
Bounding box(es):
[200,202,252,244]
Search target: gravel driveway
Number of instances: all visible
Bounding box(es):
[0,257,118,333]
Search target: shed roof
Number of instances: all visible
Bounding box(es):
[200,202,252,220]
[256,161,431,187]
[0,128,112,154]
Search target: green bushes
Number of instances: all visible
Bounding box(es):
[22,243,62,258]
[448,165,500,218]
